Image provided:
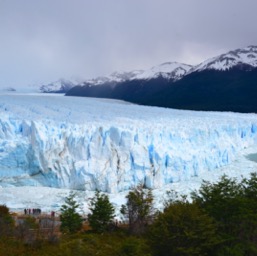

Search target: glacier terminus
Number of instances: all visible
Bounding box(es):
[0,93,257,197]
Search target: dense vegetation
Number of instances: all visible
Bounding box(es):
[145,67,257,113]
[2,173,257,255]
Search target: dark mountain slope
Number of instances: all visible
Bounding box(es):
[143,65,257,113]
[66,77,170,102]
[66,66,257,113]
[66,45,257,113]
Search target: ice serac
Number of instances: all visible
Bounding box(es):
[0,102,257,193]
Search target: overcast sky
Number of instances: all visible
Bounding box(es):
[1,0,257,87]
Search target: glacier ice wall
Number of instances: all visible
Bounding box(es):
[1,113,257,193]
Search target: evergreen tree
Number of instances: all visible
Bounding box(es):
[121,185,154,234]
[88,191,115,233]
[60,192,83,234]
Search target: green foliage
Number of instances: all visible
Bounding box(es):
[192,173,257,255]
[163,189,188,209]
[0,204,11,215]
[191,175,243,221]
[60,192,83,234]
[0,204,14,237]
[88,191,115,233]
[121,185,154,234]
[4,174,257,255]
[148,200,219,256]
[55,232,151,256]
[118,236,151,256]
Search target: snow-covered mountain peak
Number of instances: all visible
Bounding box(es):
[84,70,143,86]
[241,45,257,53]
[133,62,192,81]
[83,62,192,86]
[33,45,257,93]
[189,45,257,73]
[109,70,144,82]
[40,78,75,93]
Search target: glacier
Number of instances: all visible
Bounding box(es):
[0,93,257,196]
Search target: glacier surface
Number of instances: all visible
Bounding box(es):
[0,93,257,196]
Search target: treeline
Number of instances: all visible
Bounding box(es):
[1,173,257,255]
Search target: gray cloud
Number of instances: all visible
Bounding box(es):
[1,0,257,87]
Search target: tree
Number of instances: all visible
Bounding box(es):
[148,200,219,256]
[60,192,83,234]
[191,174,257,255]
[0,204,14,237]
[88,191,115,233]
[120,185,154,234]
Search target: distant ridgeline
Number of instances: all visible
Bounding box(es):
[64,46,257,113]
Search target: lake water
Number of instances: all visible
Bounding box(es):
[246,153,257,163]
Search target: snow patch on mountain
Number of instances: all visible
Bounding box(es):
[84,70,143,86]
[189,45,257,73]
[134,62,192,81]
[82,62,193,87]
[40,79,76,93]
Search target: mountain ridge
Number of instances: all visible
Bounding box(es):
[7,45,256,102]
[188,45,257,73]
[66,45,257,113]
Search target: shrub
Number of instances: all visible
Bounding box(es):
[121,185,154,235]
[0,204,14,237]
[148,201,219,256]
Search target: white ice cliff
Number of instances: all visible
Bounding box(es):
[0,94,257,194]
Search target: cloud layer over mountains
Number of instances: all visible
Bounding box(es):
[1,0,257,87]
